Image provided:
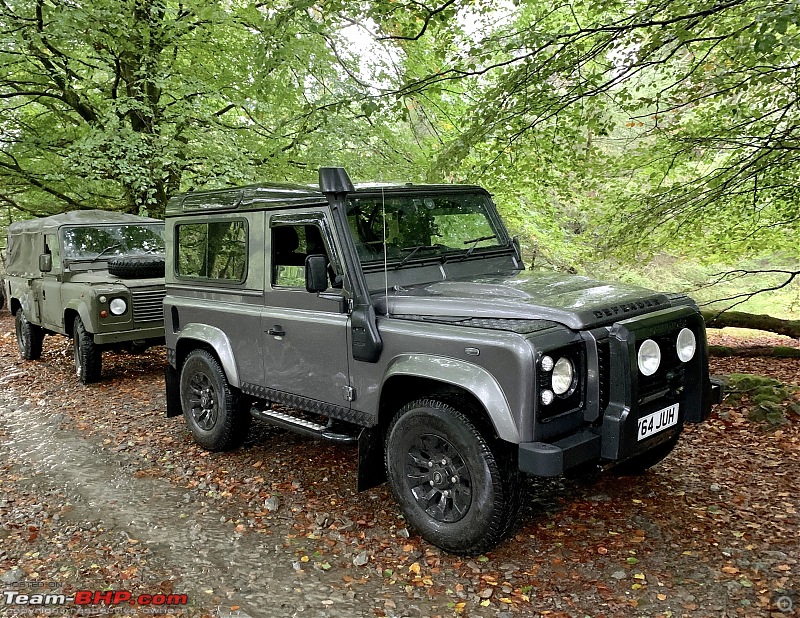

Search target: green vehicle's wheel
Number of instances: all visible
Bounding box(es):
[73,315,102,384]
[15,309,43,361]
[385,398,521,554]
[179,349,250,451]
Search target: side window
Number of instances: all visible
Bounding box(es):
[176,220,247,281]
[44,234,61,271]
[271,223,328,288]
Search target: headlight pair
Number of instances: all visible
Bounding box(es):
[637,327,696,376]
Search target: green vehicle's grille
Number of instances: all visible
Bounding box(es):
[131,288,166,323]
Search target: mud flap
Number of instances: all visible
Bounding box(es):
[357,426,386,492]
[165,365,182,418]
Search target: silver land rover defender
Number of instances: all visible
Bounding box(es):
[5,210,166,383]
[164,168,721,554]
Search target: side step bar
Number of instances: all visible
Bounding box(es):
[250,406,358,444]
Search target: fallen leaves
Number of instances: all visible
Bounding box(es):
[0,316,799,617]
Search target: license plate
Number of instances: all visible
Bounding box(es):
[637,403,679,441]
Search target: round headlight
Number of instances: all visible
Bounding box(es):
[676,328,696,363]
[551,357,574,395]
[638,339,661,376]
[109,298,127,316]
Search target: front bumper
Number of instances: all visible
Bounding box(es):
[519,431,601,477]
[92,323,164,344]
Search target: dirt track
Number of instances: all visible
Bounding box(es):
[1,312,799,617]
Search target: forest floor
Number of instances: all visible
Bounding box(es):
[0,312,799,618]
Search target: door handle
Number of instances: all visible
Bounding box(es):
[267,325,285,337]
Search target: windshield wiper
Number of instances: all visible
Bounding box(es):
[91,244,122,262]
[458,234,497,261]
[393,245,440,269]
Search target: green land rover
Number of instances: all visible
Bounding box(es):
[5,210,166,383]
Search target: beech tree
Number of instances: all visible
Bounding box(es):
[0,0,419,218]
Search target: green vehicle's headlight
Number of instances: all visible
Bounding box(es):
[109,298,127,316]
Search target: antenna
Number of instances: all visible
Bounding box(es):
[381,187,389,316]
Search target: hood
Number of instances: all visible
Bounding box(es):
[66,270,165,288]
[373,271,674,330]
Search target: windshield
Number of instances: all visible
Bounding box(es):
[346,192,505,265]
[61,224,165,260]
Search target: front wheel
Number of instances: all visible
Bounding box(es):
[179,349,250,451]
[15,309,43,361]
[385,398,521,554]
[73,315,102,384]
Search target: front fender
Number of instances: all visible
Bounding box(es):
[383,354,520,443]
[63,300,95,333]
[176,324,240,388]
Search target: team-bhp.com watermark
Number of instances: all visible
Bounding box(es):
[2,588,188,614]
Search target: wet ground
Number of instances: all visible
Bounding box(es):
[1,312,799,617]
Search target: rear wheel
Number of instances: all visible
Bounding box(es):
[15,309,43,361]
[73,315,102,384]
[179,349,250,451]
[385,398,520,554]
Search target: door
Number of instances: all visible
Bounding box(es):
[261,212,351,407]
[34,234,65,331]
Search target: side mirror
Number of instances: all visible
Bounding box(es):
[305,254,329,293]
[39,253,52,272]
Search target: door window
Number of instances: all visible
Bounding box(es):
[271,223,332,289]
[44,234,61,271]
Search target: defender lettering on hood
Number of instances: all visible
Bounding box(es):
[163,166,722,556]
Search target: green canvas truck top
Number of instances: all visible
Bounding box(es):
[6,210,163,278]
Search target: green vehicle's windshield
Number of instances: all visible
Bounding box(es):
[61,224,165,260]
[346,192,505,265]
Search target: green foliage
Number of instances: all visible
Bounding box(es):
[0,0,432,218]
[723,373,799,426]
[1,0,798,321]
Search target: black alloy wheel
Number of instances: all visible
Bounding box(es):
[385,398,521,554]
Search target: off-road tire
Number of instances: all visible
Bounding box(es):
[15,309,43,361]
[613,430,682,475]
[385,398,521,555]
[179,349,251,451]
[73,315,102,384]
[107,256,165,279]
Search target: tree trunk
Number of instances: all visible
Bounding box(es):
[702,310,800,339]
[709,345,800,358]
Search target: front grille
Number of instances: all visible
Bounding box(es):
[131,288,166,323]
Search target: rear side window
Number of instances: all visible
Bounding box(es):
[176,220,247,281]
